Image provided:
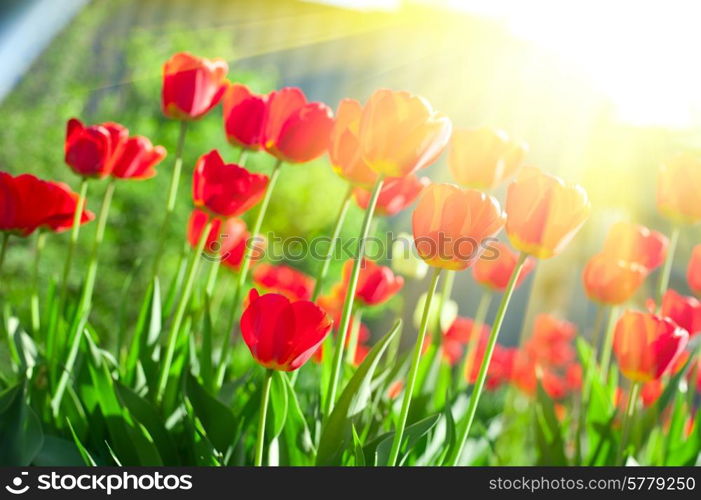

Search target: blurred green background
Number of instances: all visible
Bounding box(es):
[1,0,700,355]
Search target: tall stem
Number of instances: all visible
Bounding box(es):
[599,305,619,383]
[254,369,274,466]
[152,121,188,277]
[238,148,249,166]
[205,258,221,298]
[50,179,116,417]
[156,219,212,403]
[617,381,640,465]
[457,290,493,390]
[345,308,364,365]
[387,267,442,466]
[0,233,9,278]
[216,159,283,388]
[446,253,527,466]
[656,225,680,307]
[323,176,385,417]
[31,232,47,334]
[59,177,88,301]
[432,270,455,344]
[311,184,354,301]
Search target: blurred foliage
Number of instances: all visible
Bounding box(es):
[0,1,363,343]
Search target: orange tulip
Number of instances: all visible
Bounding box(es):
[613,310,688,382]
[359,89,452,177]
[687,244,701,295]
[472,241,535,292]
[412,183,505,271]
[602,221,668,271]
[448,127,527,190]
[161,52,228,121]
[505,167,590,259]
[582,253,648,305]
[657,151,701,224]
[328,98,378,187]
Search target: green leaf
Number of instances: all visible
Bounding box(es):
[268,371,289,440]
[115,382,179,464]
[316,320,400,465]
[33,435,85,466]
[66,419,97,466]
[352,425,365,466]
[534,381,568,465]
[374,414,441,466]
[124,278,161,386]
[0,383,44,465]
[199,295,214,390]
[185,374,237,452]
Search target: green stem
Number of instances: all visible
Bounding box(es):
[387,267,442,466]
[50,179,116,417]
[238,148,249,166]
[345,308,364,365]
[156,219,212,403]
[457,290,493,390]
[432,270,456,344]
[0,232,9,273]
[254,369,274,466]
[311,184,354,301]
[323,176,385,417]
[617,381,640,465]
[656,225,680,307]
[59,177,88,301]
[31,232,47,335]
[599,305,619,383]
[216,159,283,388]
[205,258,221,298]
[575,304,606,464]
[445,253,527,466]
[152,121,188,277]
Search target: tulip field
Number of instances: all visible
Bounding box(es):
[0,3,700,471]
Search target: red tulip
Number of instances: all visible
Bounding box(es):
[412,183,505,271]
[221,230,266,272]
[0,172,94,236]
[525,314,576,368]
[687,244,701,296]
[342,258,404,306]
[472,241,535,291]
[328,98,378,187]
[241,289,332,371]
[262,87,334,163]
[541,370,568,400]
[659,289,701,337]
[252,263,315,301]
[187,209,247,257]
[111,136,167,180]
[613,310,688,382]
[223,83,267,150]
[582,253,648,305]
[161,52,228,121]
[192,150,268,217]
[566,363,582,391]
[353,175,429,217]
[444,316,490,344]
[602,221,668,271]
[505,167,590,259]
[640,379,663,407]
[448,127,527,190]
[465,337,513,390]
[65,118,128,178]
[359,89,452,177]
